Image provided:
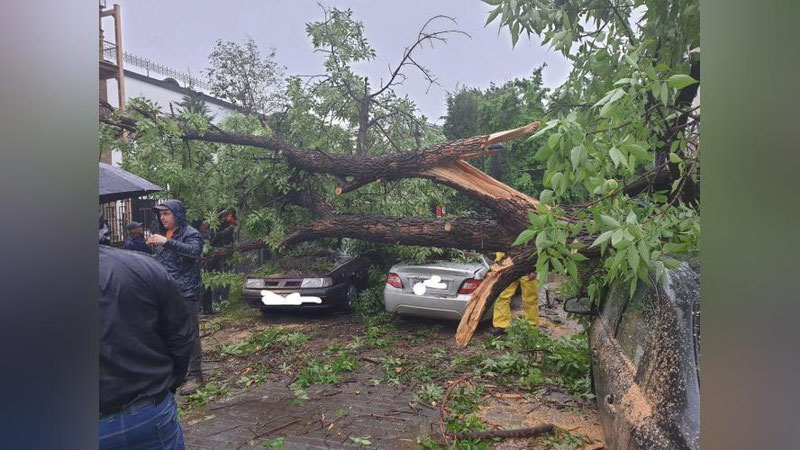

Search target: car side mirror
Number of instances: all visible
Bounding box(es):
[564,297,596,315]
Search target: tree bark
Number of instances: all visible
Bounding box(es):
[183,121,541,195]
[202,238,268,269]
[281,215,513,251]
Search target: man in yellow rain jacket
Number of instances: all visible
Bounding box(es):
[492,252,539,335]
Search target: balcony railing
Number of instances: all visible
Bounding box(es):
[101,48,211,91]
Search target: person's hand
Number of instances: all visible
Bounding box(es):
[146,234,168,245]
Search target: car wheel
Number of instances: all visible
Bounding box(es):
[344,284,359,311]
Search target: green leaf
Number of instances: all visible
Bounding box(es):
[666,74,699,90]
[669,152,682,163]
[624,143,650,161]
[548,133,562,148]
[627,246,640,271]
[611,247,626,269]
[570,252,588,261]
[593,88,625,108]
[551,257,565,274]
[611,229,624,246]
[662,258,681,269]
[570,145,587,169]
[663,242,688,253]
[570,241,587,250]
[660,82,669,105]
[536,256,550,283]
[608,88,626,104]
[551,172,564,191]
[511,21,520,47]
[645,64,657,81]
[637,240,650,264]
[609,146,628,168]
[536,202,549,214]
[540,189,554,204]
[566,259,578,280]
[628,276,638,299]
[600,214,620,228]
[485,6,503,25]
[599,100,615,118]
[625,210,637,225]
[591,230,614,247]
[513,229,536,246]
[535,231,551,251]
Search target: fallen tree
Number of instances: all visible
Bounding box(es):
[102,100,695,346]
[101,1,700,347]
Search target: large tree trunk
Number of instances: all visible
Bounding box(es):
[281,215,512,251]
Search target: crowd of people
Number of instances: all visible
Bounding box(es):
[98,200,236,449]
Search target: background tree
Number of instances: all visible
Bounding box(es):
[295,6,466,156]
[442,67,549,196]
[206,38,286,125]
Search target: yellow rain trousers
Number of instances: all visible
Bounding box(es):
[492,252,539,329]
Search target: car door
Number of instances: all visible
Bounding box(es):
[590,282,633,449]
[591,278,662,449]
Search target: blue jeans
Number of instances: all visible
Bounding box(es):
[99,393,185,450]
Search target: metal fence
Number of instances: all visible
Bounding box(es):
[102,48,211,91]
[100,196,159,245]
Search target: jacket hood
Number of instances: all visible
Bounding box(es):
[155,199,188,232]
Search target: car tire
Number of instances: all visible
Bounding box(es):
[343,284,359,311]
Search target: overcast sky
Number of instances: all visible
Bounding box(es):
[112,0,571,123]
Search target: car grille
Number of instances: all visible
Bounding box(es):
[264,279,303,288]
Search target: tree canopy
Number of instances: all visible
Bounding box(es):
[481,0,700,301]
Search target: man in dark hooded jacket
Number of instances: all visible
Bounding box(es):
[147,199,205,394]
[99,217,193,449]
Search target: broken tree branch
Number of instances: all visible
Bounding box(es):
[280,215,512,251]
[183,121,541,188]
[446,423,554,440]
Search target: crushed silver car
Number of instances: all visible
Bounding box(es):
[383,256,493,320]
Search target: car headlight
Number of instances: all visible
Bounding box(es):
[245,278,265,289]
[301,277,331,288]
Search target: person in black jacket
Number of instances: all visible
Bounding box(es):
[122,221,152,254]
[99,223,194,449]
[147,199,205,394]
[199,208,238,315]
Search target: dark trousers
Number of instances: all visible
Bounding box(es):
[99,393,185,449]
[184,296,203,381]
[200,288,213,314]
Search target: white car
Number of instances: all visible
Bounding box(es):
[383,256,493,321]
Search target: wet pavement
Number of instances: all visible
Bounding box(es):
[179,278,601,449]
[183,371,438,449]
